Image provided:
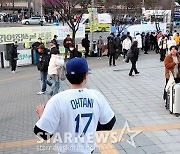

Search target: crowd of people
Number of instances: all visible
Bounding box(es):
[0,13,22,22]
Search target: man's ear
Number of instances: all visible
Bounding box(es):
[84,73,88,80]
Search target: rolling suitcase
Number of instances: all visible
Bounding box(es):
[169,83,180,116]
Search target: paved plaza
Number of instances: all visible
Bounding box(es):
[0,52,180,154]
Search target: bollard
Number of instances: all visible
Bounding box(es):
[1,51,4,68]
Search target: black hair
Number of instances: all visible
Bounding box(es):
[170,45,178,51]
[50,48,59,54]
[66,73,86,84]
[132,41,138,48]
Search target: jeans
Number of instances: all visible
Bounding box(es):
[129,60,138,75]
[40,71,52,92]
[49,74,60,96]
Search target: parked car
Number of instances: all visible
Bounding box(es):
[22,17,46,25]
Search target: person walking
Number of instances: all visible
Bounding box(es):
[97,36,104,59]
[108,34,117,66]
[122,36,132,60]
[63,34,73,61]
[163,46,180,107]
[48,49,64,96]
[36,45,52,95]
[81,34,90,58]
[34,58,116,154]
[158,35,168,62]
[10,42,18,73]
[52,35,59,50]
[128,41,140,76]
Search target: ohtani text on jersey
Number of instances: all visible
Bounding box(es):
[70,98,94,109]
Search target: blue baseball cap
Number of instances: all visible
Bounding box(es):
[66,58,90,75]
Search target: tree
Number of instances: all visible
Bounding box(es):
[44,0,91,43]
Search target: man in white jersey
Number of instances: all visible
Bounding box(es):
[34,57,116,154]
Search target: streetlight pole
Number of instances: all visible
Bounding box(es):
[40,0,43,17]
[91,0,94,53]
[27,0,31,18]
[170,0,175,34]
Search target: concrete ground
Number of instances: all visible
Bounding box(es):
[0,52,180,154]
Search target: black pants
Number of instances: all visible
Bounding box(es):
[11,59,17,71]
[129,60,138,75]
[160,49,166,61]
[144,45,149,53]
[85,47,89,58]
[123,49,128,59]
[109,52,116,66]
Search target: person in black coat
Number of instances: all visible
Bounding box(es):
[144,33,150,54]
[81,34,90,58]
[108,34,117,66]
[129,41,140,76]
[52,35,59,50]
[36,45,52,95]
[10,42,18,73]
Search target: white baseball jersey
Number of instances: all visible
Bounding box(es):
[36,88,114,154]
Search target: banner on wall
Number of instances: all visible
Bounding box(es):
[2,49,32,67]
[0,25,85,45]
[17,49,32,66]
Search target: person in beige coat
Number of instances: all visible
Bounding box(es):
[48,49,64,96]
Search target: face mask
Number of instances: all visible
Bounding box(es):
[69,47,74,51]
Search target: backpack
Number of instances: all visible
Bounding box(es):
[81,38,86,47]
[127,48,134,59]
[57,66,66,81]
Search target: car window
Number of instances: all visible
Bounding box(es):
[31,17,40,20]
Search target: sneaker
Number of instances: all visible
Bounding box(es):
[11,71,16,73]
[97,58,99,60]
[37,91,46,95]
[129,74,134,77]
[135,72,140,74]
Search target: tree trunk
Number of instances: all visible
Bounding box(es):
[12,0,14,13]
[72,28,76,45]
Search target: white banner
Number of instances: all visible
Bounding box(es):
[127,23,167,37]
[17,49,32,66]
[111,23,167,37]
